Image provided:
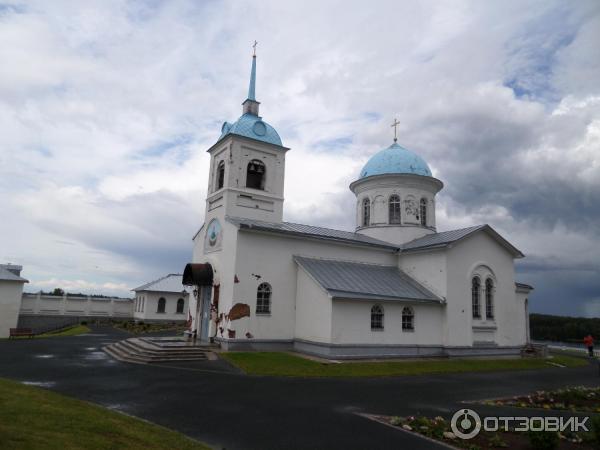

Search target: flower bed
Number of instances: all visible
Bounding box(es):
[373,414,599,450]
[485,386,600,413]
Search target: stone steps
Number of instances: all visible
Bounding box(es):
[103,337,218,364]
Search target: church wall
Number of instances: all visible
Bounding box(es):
[192,219,240,338]
[330,300,443,346]
[359,226,433,246]
[398,250,447,299]
[351,174,441,246]
[295,268,332,342]
[228,231,396,341]
[0,281,24,338]
[446,232,524,348]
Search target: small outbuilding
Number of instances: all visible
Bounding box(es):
[132,274,189,323]
[0,264,28,338]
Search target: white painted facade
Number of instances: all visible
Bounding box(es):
[132,274,189,322]
[184,55,532,358]
[20,293,132,318]
[0,265,28,338]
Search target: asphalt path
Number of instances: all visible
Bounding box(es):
[1,326,598,450]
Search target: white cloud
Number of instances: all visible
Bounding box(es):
[0,0,599,314]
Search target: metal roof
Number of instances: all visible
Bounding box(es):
[400,225,524,257]
[0,265,28,282]
[132,274,185,293]
[360,142,432,178]
[226,216,398,250]
[515,282,534,291]
[294,256,443,303]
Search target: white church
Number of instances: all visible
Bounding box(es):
[183,51,533,359]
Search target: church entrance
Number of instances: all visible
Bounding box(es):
[182,263,214,343]
[198,286,211,342]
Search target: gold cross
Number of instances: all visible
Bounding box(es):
[252,40,258,56]
[391,118,400,142]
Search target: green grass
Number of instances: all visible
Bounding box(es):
[0,378,211,450]
[36,325,91,338]
[221,352,588,378]
[5,325,91,340]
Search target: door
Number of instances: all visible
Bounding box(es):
[199,286,212,342]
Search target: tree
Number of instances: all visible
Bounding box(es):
[51,288,65,296]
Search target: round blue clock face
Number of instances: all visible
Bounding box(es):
[206,219,222,248]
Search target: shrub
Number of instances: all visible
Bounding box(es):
[80,321,87,326]
[528,430,559,450]
[389,416,402,426]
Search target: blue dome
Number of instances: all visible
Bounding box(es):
[360,142,432,178]
[219,113,282,147]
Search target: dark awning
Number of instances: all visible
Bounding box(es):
[182,263,213,286]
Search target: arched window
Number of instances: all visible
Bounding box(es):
[402,306,414,331]
[176,298,185,314]
[246,159,266,190]
[371,304,384,330]
[389,195,401,224]
[419,198,427,226]
[256,282,271,314]
[485,278,494,319]
[216,160,225,190]
[157,297,166,313]
[362,198,371,227]
[472,277,481,319]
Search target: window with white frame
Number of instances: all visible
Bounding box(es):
[419,198,427,226]
[362,198,371,227]
[246,159,266,190]
[157,297,166,313]
[389,194,401,224]
[485,278,494,319]
[176,298,185,314]
[472,277,481,319]
[216,160,225,190]
[256,282,271,314]
[371,304,384,330]
[402,306,414,331]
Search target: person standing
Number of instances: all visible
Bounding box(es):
[583,334,594,357]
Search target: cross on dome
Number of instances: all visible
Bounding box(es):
[391,118,400,143]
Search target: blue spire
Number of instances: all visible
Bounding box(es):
[247,55,256,101]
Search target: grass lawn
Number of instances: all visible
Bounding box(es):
[0,378,211,450]
[221,352,588,378]
[36,324,91,338]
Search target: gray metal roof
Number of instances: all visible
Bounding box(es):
[401,224,524,257]
[133,274,185,293]
[0,265,28,282]
[226,216,398,250]
[294,256,443,303]
[515,282,534,291]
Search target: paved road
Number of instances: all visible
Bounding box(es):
[1,326,598,450]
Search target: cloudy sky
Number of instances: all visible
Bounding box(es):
[1,0,599,316]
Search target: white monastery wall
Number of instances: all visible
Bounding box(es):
[19,293,133,318]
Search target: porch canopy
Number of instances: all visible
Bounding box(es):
[182,263,213,286]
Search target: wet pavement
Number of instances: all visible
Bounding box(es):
[0,326,599,450]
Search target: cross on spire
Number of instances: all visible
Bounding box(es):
[252,40,258,57]
[391,118,400,143]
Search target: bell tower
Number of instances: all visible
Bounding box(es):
[204,46,290,227]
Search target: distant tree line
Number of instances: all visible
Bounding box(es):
[23,288,115,298]
[530,313,600,343]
